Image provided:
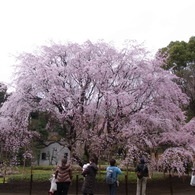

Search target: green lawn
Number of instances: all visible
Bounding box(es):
[1,165,167,183]
[0,177,6,183]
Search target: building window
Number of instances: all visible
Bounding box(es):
[41,152,47,160]
[64,153,68,158]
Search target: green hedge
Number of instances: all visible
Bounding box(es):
[31,165,56,170]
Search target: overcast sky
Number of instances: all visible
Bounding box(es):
[0,0,195,85]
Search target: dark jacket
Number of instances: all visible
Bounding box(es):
[135,163,149,178]
[55,164,72,183]
[81,162,98,194]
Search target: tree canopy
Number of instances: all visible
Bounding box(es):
[159,36,195,72]
[0,41,194,173]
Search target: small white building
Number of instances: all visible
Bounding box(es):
[35,142,70,166]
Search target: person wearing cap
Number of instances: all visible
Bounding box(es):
[135,158,149,195]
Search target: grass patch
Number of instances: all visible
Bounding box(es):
[0,177,6,183]
[5,165,167,183]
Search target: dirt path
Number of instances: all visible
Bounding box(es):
[0,191,195,195]
[0,176,195,195]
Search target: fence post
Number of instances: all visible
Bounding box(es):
[125,175,128,195]
[29,166,33,195]
[76,174,78,195]
[3,168,6,183]
[169,174,173,195]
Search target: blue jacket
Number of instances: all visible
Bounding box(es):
[106,166,122,182]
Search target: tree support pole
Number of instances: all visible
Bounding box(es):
[76,174,78,195]
[29,166,33,195]
[125,175,128,195]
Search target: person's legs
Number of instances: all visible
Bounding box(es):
[136,178,142,195]
[62,182,70,195]
[109,183,117,195]
[108,184,112,195]
[56,182,63,195]
[141,177,147,195]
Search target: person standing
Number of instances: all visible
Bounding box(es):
[135,158,149,195]
[55,158,72,195]
[106,159,122,195]
[81,158,98,195]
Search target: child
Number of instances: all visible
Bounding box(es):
[48,174,57,195]
[82,163,90,171]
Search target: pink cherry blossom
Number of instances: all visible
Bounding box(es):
[0,41,193,173]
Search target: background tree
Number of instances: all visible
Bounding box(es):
[158,36,195,120]
[0,41,193,172]
[0,83,10,163]
[0,82,9,107]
